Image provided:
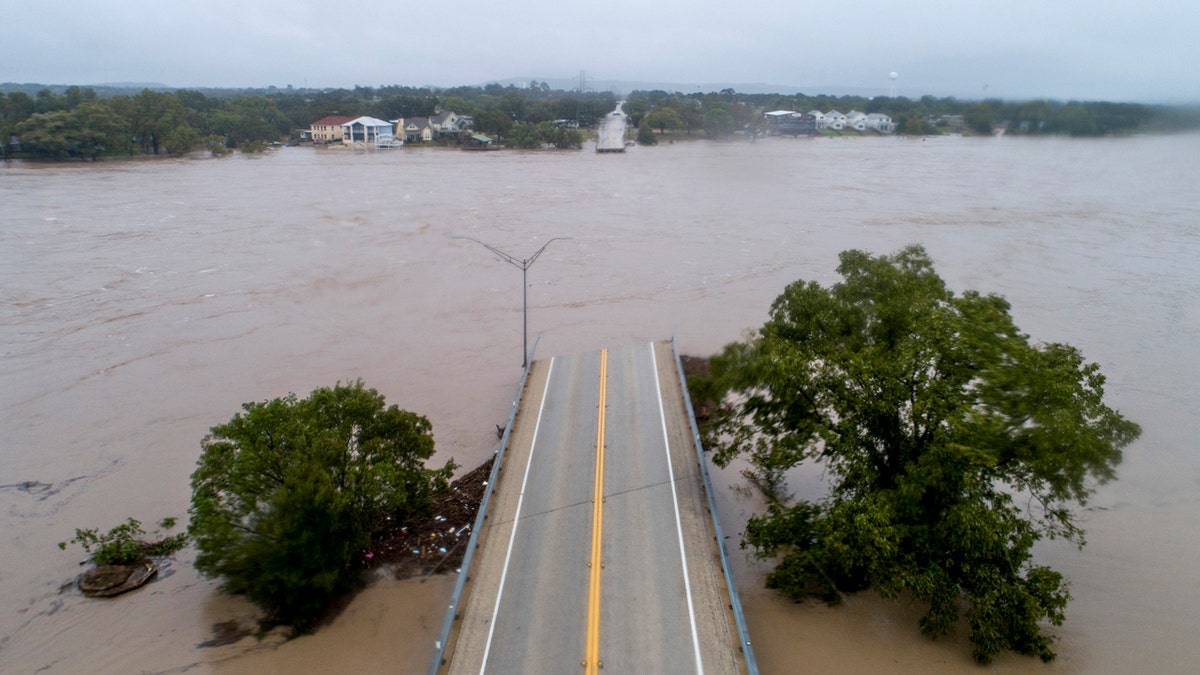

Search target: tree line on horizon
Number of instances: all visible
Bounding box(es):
[625,87,1199,137]
[0,82,616,160]
[2,82,1196,160]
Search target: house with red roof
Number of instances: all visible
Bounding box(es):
[309,115,355,144]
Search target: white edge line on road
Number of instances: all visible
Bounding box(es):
[650,343,705,675]
[479,357,555,675]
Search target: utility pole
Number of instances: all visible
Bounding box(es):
[455,235,572,367]
[577,70,591,129]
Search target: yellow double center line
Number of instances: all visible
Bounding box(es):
[585,348,608,674]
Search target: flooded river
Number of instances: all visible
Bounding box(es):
[2,134,1198,673]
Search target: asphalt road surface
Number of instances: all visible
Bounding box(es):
[597,103,627,152]
[446,341,742,675]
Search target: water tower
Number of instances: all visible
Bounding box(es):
[889,72,899,98]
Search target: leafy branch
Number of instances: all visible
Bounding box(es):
[59,517,188,566]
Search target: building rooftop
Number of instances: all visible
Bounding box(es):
[311,115,355,127]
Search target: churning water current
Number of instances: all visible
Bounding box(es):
[2,134,1198,673]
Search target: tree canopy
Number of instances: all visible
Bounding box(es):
[188,380,455,630]
[644,106,683,134]
[697,245,1140,663]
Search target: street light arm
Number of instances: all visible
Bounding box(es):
[454,233,572,368]
[453,235,524,269]
[525,236,573,267]
[454,235,572,269]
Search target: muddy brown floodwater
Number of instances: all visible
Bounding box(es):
[3,134,1199,674]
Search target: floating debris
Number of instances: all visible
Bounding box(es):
[366,456,494,579]
[78,561,157,598]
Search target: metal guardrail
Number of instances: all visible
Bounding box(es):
[428,337,540,675]
[671,335,760,675]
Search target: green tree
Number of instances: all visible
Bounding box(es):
[441,95,469,114]
[59,517,188,565]
[15,110,73,158]
[644,106,683,134]
[505,121,543,149]
[543,123,582,149]
[63,86,98,109]
[69,101,131,159]
[163,123,202,156]
[636,124,657,145]
[703,106,735,138]
[3,91,36,123]
[499,92,527,121]
[898,114,934,136]
[35,88,63,113]
[677,99,703,135]
[964,103,994,134]
[474,107,513,138]
[129,90,178,154]
[701,245,1139,664]
[189,381,455,631]
[208,95,290,148]
[623,97,650,127]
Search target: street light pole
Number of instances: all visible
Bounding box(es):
[455,235,571,367]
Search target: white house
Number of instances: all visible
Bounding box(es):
[431,111,471,135]
[341,116,396,146]
[846,110,868,131]
[866,113,895,133]
[825,110,847,130]
[807,110,827,129]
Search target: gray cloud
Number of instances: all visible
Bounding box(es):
[2,0,1196,102]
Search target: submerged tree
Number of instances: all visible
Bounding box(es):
[189,380,455,631]
[700,245,1139,663]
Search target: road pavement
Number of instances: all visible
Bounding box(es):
[597,103,627,152]
[445,341,742,675]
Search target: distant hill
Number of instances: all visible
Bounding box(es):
[3,78,886,100]
[489,77,885,98]
[0,82,173,97]
[0,81,316,98]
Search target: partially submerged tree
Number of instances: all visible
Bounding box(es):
[700,245,1139,663]
[644,106,683,135]
[189,380,454,631]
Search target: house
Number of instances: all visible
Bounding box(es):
[866,113,895,133]
[807,110,827,129]
[398,117,436,143]
[762,111,816,136]
[934,114,966,131]
[846,110,868,131]
[763,111,794,133]
[309,115,355,143]
[763,110,816,136]
[431,111,471,135]
[341,116,396,146]
[779,114,818,137]
[825,110,847,130]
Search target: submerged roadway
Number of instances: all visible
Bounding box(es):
[596,103,627,152]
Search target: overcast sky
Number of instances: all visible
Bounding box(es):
[2,1,1197,102]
